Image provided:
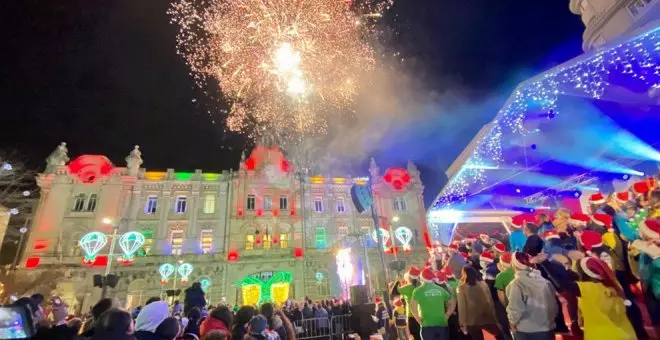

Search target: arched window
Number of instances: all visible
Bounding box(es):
[86,194,98,211]
[72,194,86,212]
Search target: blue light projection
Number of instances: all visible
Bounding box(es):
[432,27,660,210]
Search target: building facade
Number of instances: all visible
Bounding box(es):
[19,143,428,313]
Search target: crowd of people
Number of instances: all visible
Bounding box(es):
[389,178,660,340]
[9,279,355,340]
[7,179,660,340]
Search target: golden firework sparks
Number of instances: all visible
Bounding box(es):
[170,0,388,139]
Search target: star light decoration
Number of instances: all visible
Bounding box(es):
[79,232,108,262]
[433,28,660,209]
[118,231,145,262]
[159,263,175,284]
[178,263,194,283]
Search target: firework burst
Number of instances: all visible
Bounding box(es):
[170,0,389,140]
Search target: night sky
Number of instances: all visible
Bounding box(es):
[0,0,584,205]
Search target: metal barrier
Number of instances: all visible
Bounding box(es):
[293,314,352,340]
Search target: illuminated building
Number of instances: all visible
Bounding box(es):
[427,3,660,244]
[19,144,428,312]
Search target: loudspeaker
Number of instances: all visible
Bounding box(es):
[106,274,120,288]
[93,275,103,288]
[349,284,369,305]
[350,303,377,338]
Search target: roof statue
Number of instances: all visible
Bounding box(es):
[125,145,143,176]
[45,142,69,173]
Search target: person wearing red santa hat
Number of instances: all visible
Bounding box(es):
[494,252,514,306]
[578,230,614,270]
[509,214,528,252]
[573,257,635,340]
[456,265,504,340]
[396,266,422,340]
[392,297,409,340]
[506,252,558,340]
[632,218,660,334]
[373,296,390,336]
[410,268,455,340]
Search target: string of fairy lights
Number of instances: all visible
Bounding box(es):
[433,27,660,209]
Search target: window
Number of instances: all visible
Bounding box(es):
[171,231,184,255]
[201,230,213,253]
[247,195,256,211]
[336,198,346,213]
[314,198,323,213]
[279,196,288,210]
[315,227,327,248]
[245,234,255,249]
[279,233,289,249]
[174,196,187,214]
[72,194,86,212]
[86,194,98,211]
[393,197,407,211]
[145,196,158,214]
[264,196,273,211]
[263,234,272,249]
[203,194,215,214]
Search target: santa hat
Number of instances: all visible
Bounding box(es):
[541,229,560,241]
[420,268,435,283]
[424,260,432,269]
[441,266,455,279]
[393,298,403,307]
[511,214,527,229]
[579,230,603,252]
[570,213,590,226]
[465,234,477,242]
[638,219,660,240]
[433,271,447,284]
[479,233,490,243]
[511,252,533,271]
[374,296,383,304]
[615,191,630,204]
[447,244,459,252]
[591,213,613,231]
[633,181,650,195]
[493,242,506,253]
[589,193,606,205]
[499,252,512,268]
[480,251,495,264]
[579,257,602,280]
[407,266,421,279]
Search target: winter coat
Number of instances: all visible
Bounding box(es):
[447,253,467,280]
[457,282,498,327]
[184,285,206,316]
[505,270,558,333]
[313,306,329,328]
[509,230,527,252]
[134,330,168,340]
[199,316,231,340]
[231,323,247,340]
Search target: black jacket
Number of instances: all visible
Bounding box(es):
[183,286,206,315]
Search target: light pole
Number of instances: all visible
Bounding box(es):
[11,217,30,271]
[101,217,120,298]
[368,176,391,310]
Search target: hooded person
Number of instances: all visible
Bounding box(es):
[134,301,170,340]
[184,282,206,316]
[505,252,558,340]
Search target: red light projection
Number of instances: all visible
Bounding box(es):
[242,145,293,175]
[68,155,114,183]
[25,257,40,269]
[383,168,411,191]
[82,255,108,267]
[294,247,303,258]
[228,250,239,261]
